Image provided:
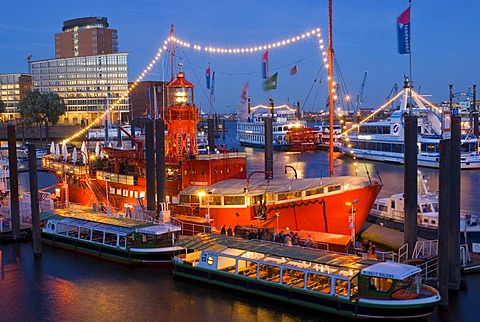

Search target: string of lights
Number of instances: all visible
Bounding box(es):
[63,27,326,143]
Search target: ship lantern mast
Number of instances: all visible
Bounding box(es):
[165,65,199,161]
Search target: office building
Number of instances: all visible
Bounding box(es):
[31,53,129,125]
[55,17,118,58]
[0,74,32,121]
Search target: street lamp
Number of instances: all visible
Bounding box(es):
[346,199,359,247]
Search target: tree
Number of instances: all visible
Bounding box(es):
[17,90,66,145]
[0,100,5,114]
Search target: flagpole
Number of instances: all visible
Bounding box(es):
[408,0,412,115]
[328,0,335,176]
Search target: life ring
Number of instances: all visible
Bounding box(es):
[391,289,419,300]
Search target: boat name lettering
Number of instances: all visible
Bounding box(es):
[393,123,399,134]
[362,271,394,279]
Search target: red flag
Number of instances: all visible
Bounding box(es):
[290,65,298,75]
[262,50,269,79]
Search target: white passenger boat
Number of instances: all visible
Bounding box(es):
[369,171,480,243]
[340,85,480,169]
[41,208,183,266]
[173,233,440,319]
[236,103,307,150]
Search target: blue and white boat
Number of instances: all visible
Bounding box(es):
[340,87,480,169]
[236,103,307,150]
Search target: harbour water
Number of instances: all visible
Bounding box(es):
[1,122,479,321]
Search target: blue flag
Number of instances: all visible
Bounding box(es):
[397,7,411,54]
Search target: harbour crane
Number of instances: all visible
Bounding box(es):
[386,83,399,113]
[355,71,367,111]
[25,55,32,74]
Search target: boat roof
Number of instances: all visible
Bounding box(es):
[42,209,180,235]
[180,176,374,196]
[136,223,181,235]
[44,209,153,228]
[45,216,137,236]
[360,261,421,280]
[177,233,376,272]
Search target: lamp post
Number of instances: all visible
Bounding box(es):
[346,199,359,247]
[105,175,111,215]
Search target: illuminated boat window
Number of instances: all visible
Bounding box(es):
[306,187,324,196]
[282,268,305,288]
[335,278,350,297]
[306,273,331,293]
[68,225,79,238]
[224,196,245,206]
[79,227,90,240]
[327,185,342,193]
[259,264,281,283]
[117,188,122,195]
[92,230,104,243]
[217,255,236,273]
[104,232,118,246]
[57,223,68,235]
[237,260,258,277]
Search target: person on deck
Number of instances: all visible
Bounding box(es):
[227,226,233,236]
[220,225,226,235]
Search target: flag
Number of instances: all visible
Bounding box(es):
[206,67,211,89]
[264,72,278,91]
[146,87,151,99]
[262,50,269,79]
[239,82,249,121]
[397,7,411,54]
[290,65,298,75]
[210,71,215,97]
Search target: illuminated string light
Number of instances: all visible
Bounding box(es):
[64,27,325,143]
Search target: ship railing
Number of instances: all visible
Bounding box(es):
[170,217,212,236]
[195,151,246,161]
[250,238,331,253]
[412,240,438,259]
[375,250,397,262]
[416,256,439,282]
[41,156,90,175]
[397,243,409,262]
[460,244,471,267]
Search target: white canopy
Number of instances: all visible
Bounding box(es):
[72,147,78,164]
[361,261,421,280]
[55,143,60,160]
[62,143,68,160]
[80,141,88,164]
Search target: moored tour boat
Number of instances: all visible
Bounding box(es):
[173,233,440,319]
[41,208,184,266]
[236,102,308,150]
[340,82,480,169]
[369,171,480,243]
[283,127,321,152]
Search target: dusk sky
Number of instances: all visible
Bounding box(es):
[1,0,478,115]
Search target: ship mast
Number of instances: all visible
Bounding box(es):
[328,0,335,176]
[170,24,175,82]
